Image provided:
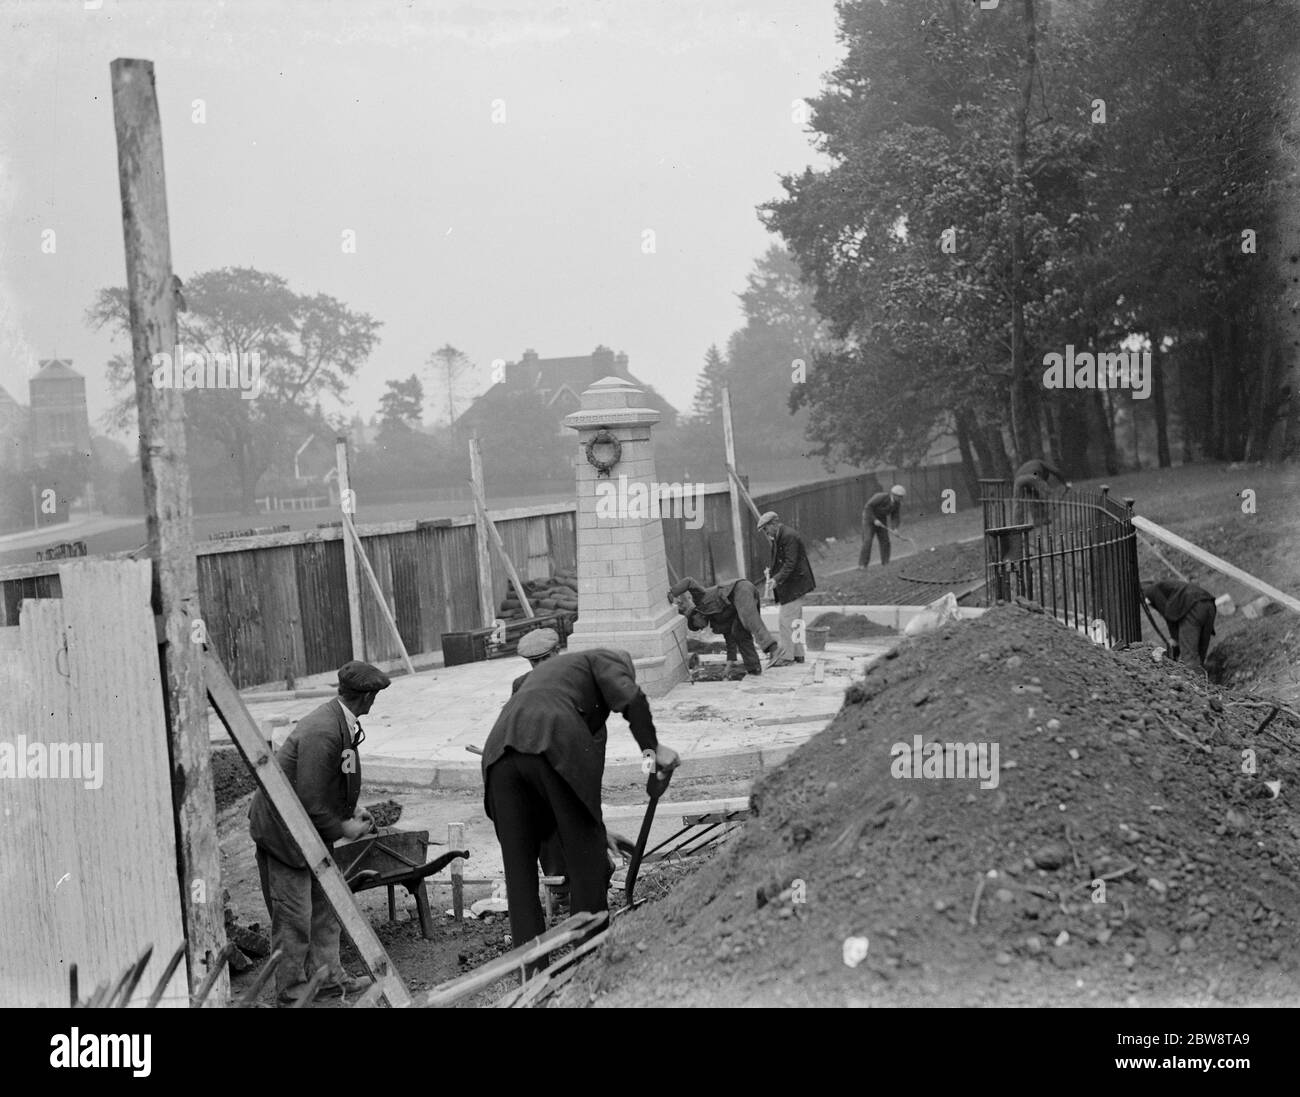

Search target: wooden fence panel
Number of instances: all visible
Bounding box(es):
[389,531,424,656]
[294,539,352,679]
[252,546,306,688]
[0,560,187,1007]
[0,465,969,688]
[547,512,577,574]
[357,535,398,665]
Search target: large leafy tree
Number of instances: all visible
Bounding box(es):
[89,267,382,513]
[764,0,1300,481]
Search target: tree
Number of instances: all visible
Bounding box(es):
[88,267,382,513]
[378,375,425,432]
[426,344,474,426]
[691,345,729,424]
[762,0,1300,479]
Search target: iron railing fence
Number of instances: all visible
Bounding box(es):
[979,479,1141,645]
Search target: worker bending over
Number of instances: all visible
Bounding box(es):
[860,484,906,569]
[669,576,777,677]
[481,636,680,946]
[1013,458,1071,527]
[1143,579,1217,668]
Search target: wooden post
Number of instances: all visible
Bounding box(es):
[725,461,763,521]
[111,57,228,1003]
[204,652,411,1006]
[721,388,748,580]
[342,514,416,675]
[336,438,364,659]
[468,437,496,628]
[468,477,534,618]
[449,822,465,921]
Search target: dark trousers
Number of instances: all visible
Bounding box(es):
[256,848,344,996]
[1169,602,1216,667]
[860,521,891,568]
[485,749,610,946]
[723,580,774,672]
[725,621,761,673]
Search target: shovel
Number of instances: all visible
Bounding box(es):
[1139,596,1172,655]
[624,760,674,905]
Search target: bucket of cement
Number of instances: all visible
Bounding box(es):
[806,625,830,652]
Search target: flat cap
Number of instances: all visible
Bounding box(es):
[757,511,780,529]
[337,660,391,693]
[668,578,697,599]
[517,627,560,659]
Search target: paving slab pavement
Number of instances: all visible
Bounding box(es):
[211,631,896,789]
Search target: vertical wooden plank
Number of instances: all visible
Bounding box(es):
[111,57,226,999]
[548,511,577,575]
[336,438,364,660]
[0,562,188,1006]
[468,437,497,628]
[449,823,465,922]
[418,526,450,651]
[295,538,351,676]
[526,516,550,580]
[721,388,747,580]
[390,530,423,655]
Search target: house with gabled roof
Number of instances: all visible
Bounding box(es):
[456,345,677,435]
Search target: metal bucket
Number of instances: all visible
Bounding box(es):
[806,625,830,652]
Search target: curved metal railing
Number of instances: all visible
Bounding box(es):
[979,479,1141,645]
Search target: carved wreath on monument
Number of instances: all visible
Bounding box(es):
[584,428,622,478]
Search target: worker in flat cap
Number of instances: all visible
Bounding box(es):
[669,576,776,677]
[757,511,817,667]
[1013,457,1071,528]
[860,485,906,570]
[249,659,391,1004]
[1143,579,1217,668]
[481,646,680,949]
[513,627,561,692]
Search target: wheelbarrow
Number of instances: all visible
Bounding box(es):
[333,828,468,939]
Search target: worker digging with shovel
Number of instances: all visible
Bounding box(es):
[859,484,907,570]
[1142,579,1218,669]
[479,630,680,956]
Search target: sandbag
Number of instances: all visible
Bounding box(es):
[903,592,960,637]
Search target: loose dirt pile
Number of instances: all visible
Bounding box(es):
[809,539,985,606]
[557,605,1300,1006]
[808,611,896,640]
[213,746,259,810]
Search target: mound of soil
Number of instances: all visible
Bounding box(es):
[557,605,1300,1006]
[213,746,259,811]
[808,612,896,640]
[809,540,985,606]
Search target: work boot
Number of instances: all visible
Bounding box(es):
[276,982,315,1007]
[318,973,373,998]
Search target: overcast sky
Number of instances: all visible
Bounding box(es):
[0,0,837,436]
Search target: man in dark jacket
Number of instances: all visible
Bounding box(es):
[1143,580,1218,668]
[481,648,680,946]
[757,511,816,667]
[1013,458,1072,527]
[669,576,776,676]
[248,660,390,1004]
[860,485,906,569]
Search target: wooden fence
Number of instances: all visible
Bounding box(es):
[0,463,969,689]
[0,561,188,1006]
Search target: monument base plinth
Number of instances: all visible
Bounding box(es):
[566,610,687,698]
